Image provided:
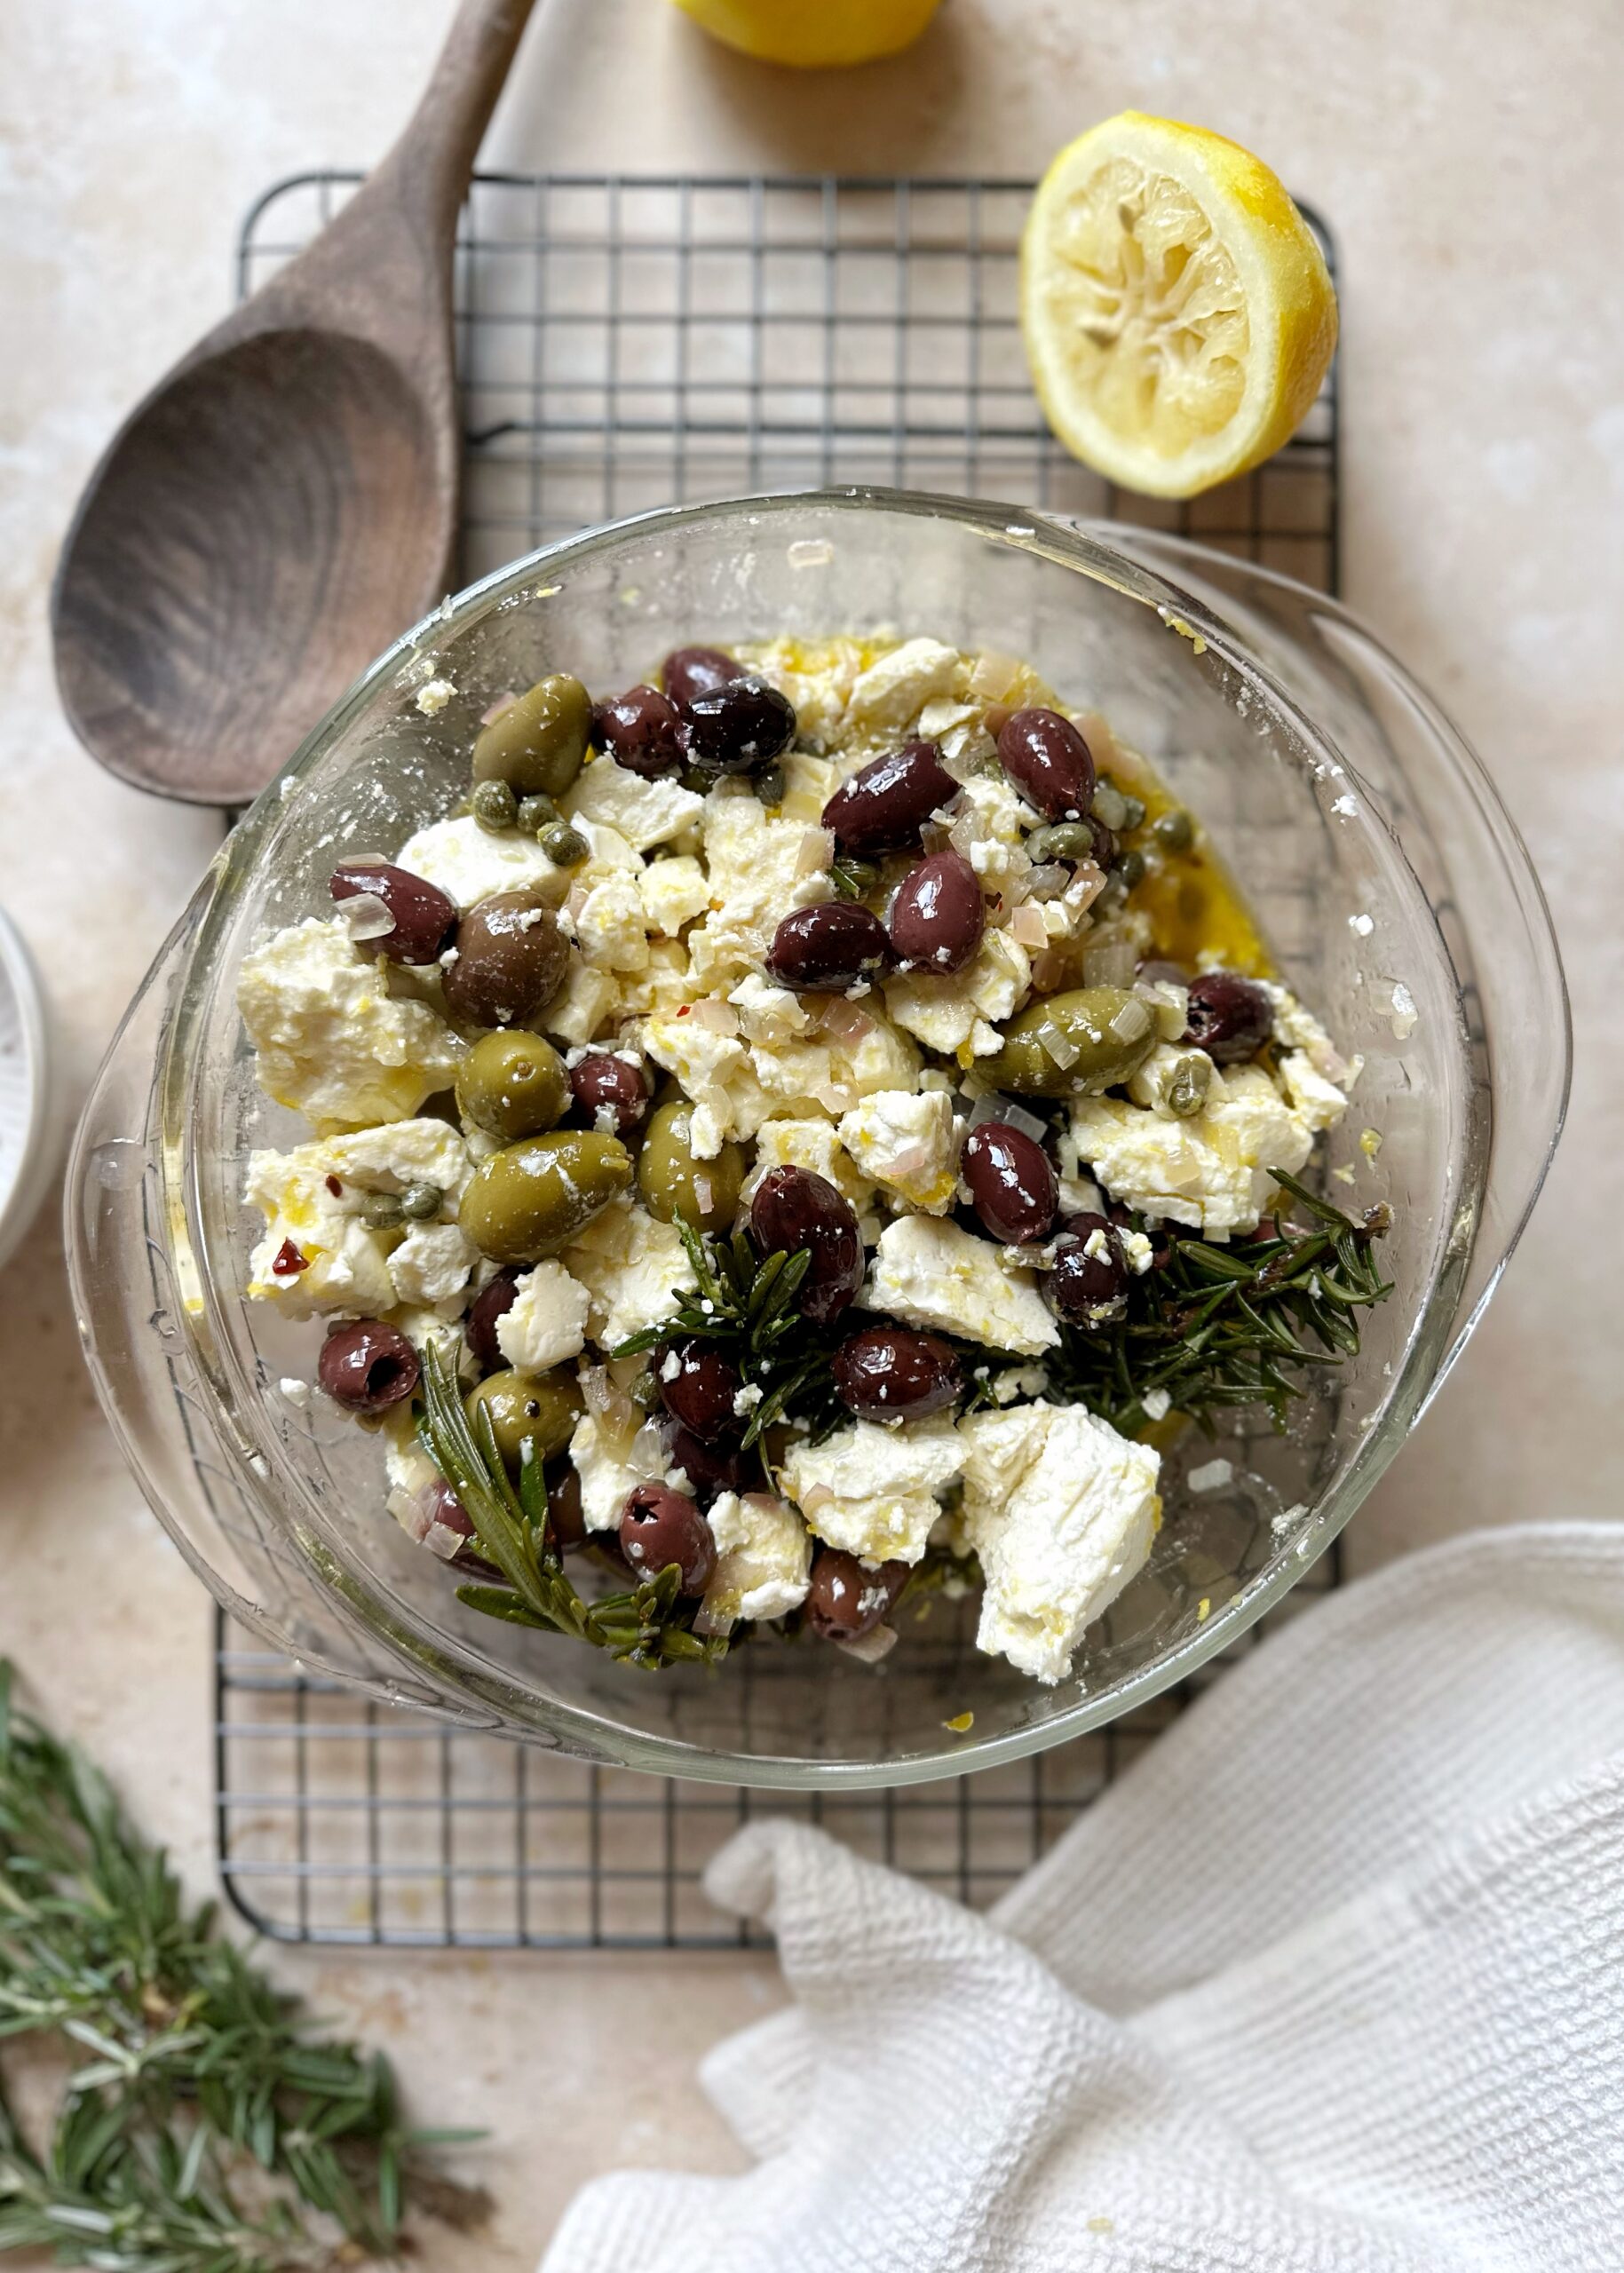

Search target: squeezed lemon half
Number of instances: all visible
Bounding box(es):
[671,0,942,68]
[1021,113,1337,499]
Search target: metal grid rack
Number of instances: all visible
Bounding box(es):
[218,170,1342,1952]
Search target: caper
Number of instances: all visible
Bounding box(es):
[399,1182,443,1222]
[832,856,881,902]
[540,822,589,867]
[460,1131,633,1264]
[628,1367,664,1414]
[456,1029,570,1142]
[637,1100,745,1233]
[464,1367,582,1472]
[471,673,593,798]
[754,760,787,806]
[517,793,559,836]
[1153,807,1194,851]
[1113,849,1147,890]
[1026,821,1097,867]
[1167,1056,1211,1118]
[1120,793,1147,831]
[360,1192,405,1230]
[1091,780,1129,832]
[977,986,1159,1097]
[471,779,518,833]
[679,766,712,796]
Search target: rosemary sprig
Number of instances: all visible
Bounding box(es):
[0,1665,485,2272]
[613,1222,846,1448]
[1046,1169,1393,1437]
[416,1342,729,1671]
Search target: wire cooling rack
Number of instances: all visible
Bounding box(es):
[217,170,1342,1951]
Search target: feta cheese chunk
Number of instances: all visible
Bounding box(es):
[838,1089,960,1214]
[541,956,621,1048]
[883,928,1030,1057]
[568,1412,670,1532]
[948,773,1037,891]
[496,1260,591,1371]
[740,637,864,748]
[574,869,651,972]
[1070,1063,1328,1239]
[867,1216,1058,1357]
[780,1416,963,1566]
[844,638,961,732]
[238,918,462,1129]
[728,973,812,1049]
[703,1491,813,1621]
[686,788,834,986]
[395,816,566,910]
[642,1010,764,1159]
[561,1197,696,1348]
[562,756,704,849]
[244,1119,473,1317]
[958,1403,1161,1683]
[744,1118,876,1219]
[639,856,710,936]
[1261,981,1361,1088]
[388,1222,479,1309]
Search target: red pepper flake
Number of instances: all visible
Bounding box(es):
[271,1239,310,1278]
[677,1004,690,1016]
[325,1175,344,1197]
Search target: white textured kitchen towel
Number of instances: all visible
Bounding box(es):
[543,1524,1624,2272]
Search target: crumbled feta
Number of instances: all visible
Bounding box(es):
[415,677,456,716]
[542,956,621,1047]
[837,1089,960,1214]
[574,869,651,972]
[844,638,961,732]
[642,1011,763,1158]
[781,1416,963,1566]
[639,856,711,935]
[388,1222,479,1309]
[612,939,695,1019]
[686,788,834,986]
[883,928,1030,1056]
[1120,1229,1155,1276]
[568,1411,668,1532]
[394,815,566,909]
[1141,1387,1172,1421]
[777,750,841,821]
[957,1403,1161,1683]
[728,974,812,1049]
[237,919,462,1129]
[1261,983,1361,1087]
[1069,1063,1330,1239]
[243,1118,472,1316]
[867,1216,1058,1357]
[573,820,643,874]
[702,1491,812,1621]
[740,637,864,748]
[1187,1457,1234,1494]
[948,772,1037,891]
[744,1117,876,1217]
[496,1260,591,1371]
[561,1197,697,1347]
[1276,1051,1350,1133]
[562,756,704,849]
[384,1405,440,1498]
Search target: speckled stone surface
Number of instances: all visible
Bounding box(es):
[0,0,1617,2260]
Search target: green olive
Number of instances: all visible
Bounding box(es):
[637,1100,745,1232]
[456,1029,570,1142]
[464,1367,582,1472]
[460,1131,633,1264]
[978,986,1159,1098]
[471,674,593,798]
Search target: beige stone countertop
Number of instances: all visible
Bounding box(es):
[1,0,1618,2261]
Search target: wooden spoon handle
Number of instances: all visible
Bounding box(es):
[376,0,540,239]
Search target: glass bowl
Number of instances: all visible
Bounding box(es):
[66,490,1567,1787]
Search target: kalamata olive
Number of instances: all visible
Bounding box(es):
[423,1482,501,1580]
[443,890,570,1028]
[978,986,1158,1097]
[456,1029,570,1140]
[663,1422,762,1504]
[619,1483,717,1596]
[996,709,1096,820]
[961,1122,1058,1245]
[464,1366,583,1469]
[661,1342,744,1443]
[1046,1213,1131,1328]
[888,850,985,974]
[637,1100,745,1232]
[677,676,796,777]
[766,901,891,992]
[831,1328,962,1421]
[568,1051,651,1135]
[820,739,958,856]
[472,674,593,798]
[749,1167,863,1326]
[460,1131,633,1263]
[546,1461,588,1551]
[318,1320,419,1413]
[329,860,457,964]
[805,1548,908,1641]
[662,645,741,706]
[1183,970,1275,1065]
[594,685,683,778]
[464,1270,520,1372]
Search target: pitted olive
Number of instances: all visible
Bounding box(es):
[637,1100,744,1232]
[442,891,570,1029]
[460,1131,632,1263]
[456,1029,570,1141]
[463,1366,583,1470]
[977,987,1158,1097]
[471,673,593,798]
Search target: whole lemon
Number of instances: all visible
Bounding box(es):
[671,0,943,69]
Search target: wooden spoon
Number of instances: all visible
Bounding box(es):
[51,0,537,807]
